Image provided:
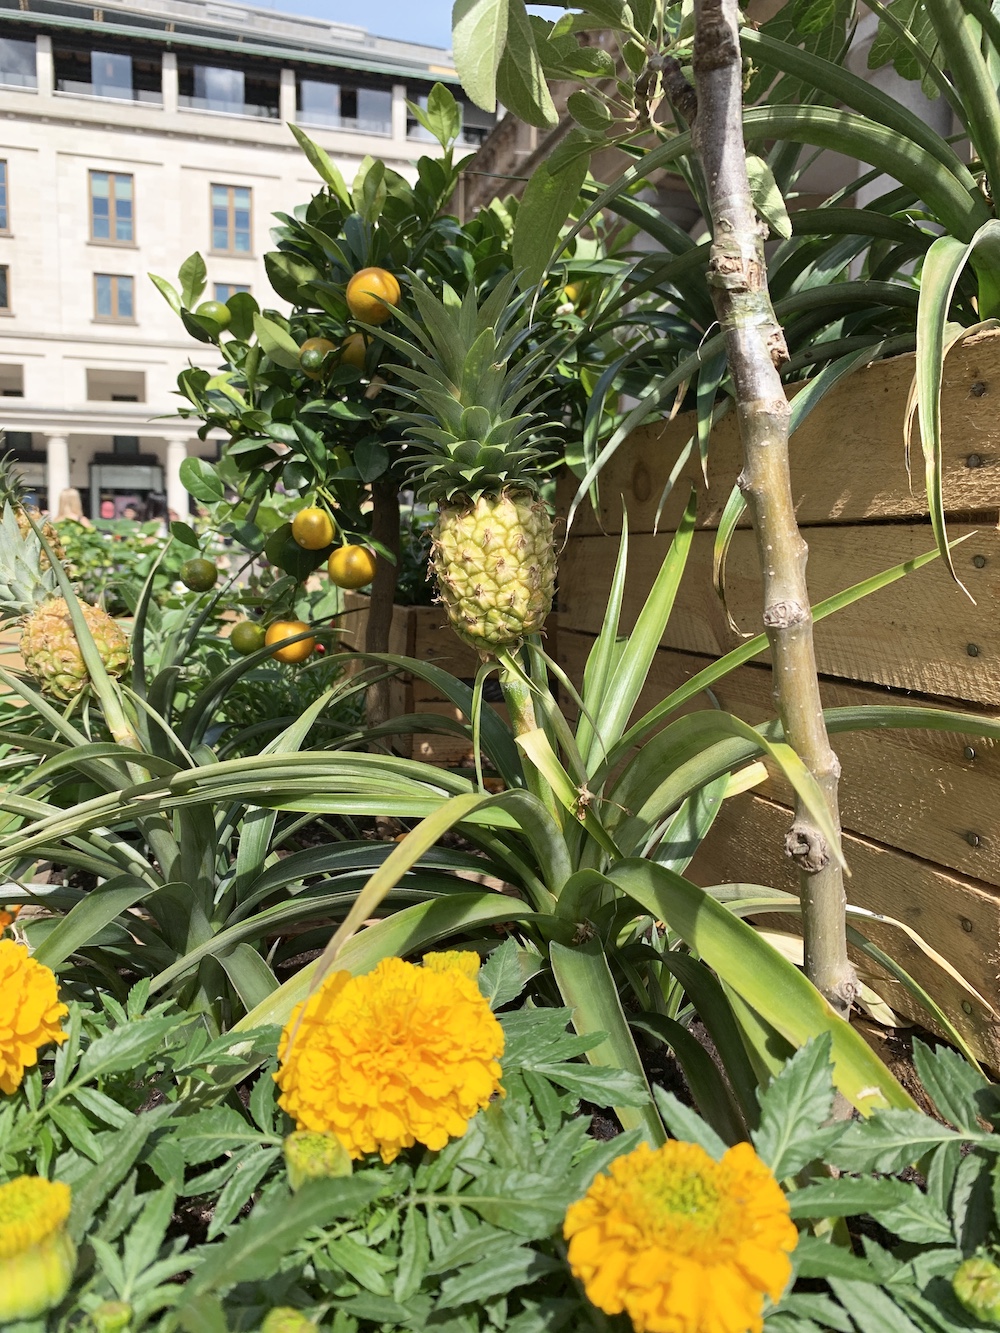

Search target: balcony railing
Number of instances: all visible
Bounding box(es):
[0,72,36,90]
[56,81,162,105]
[296,111,391,135]
[179,94,278,119]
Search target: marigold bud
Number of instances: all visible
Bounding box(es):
[954,1255,1000,1324]
[0,1176,76,1324]
[283,1130,352,1191]
[260,1308,316,1333]
[90,1299,133,1332]
[422,950,481,979]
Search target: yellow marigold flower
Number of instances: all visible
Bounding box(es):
[0,1176,76,1323]
[422,949,481,979]
[275,956,504,1164]
[564,1139,797,1333]
[0,939,68,1095]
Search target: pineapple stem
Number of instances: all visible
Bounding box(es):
[365,476,401,739]
[498,649,562,822]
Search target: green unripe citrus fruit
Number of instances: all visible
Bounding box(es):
[180,558,218,592]
[229,620,266,655]
[195,300,231,329]
[299,337,336,379]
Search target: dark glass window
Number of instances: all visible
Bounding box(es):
[0,266,9,312]
[178,60,278,119]
[297,76,390,133]
[0,161,9,232]
[91,50,131,99]
[299,78,339,127]
[54,43,160,103]
[0,37,36,89]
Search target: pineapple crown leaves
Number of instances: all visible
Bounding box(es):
[0,450,27,511]
[0,501,58,621]
[366,274,562,500]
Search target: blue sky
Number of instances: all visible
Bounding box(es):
[249,0,456,48]
[247,1,563,53]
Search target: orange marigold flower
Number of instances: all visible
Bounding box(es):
[275,956,504,1163]
[564,1139,798,1333]
[0,940,68,1095]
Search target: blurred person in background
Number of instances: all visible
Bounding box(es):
[56,487,93,528]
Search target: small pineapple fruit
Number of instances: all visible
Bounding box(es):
[0,503,129,699]
[387,276,557,653]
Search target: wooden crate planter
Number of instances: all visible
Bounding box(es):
[340,592,507,766]
[557,328,1000,1064]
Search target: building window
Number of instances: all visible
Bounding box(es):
[90,171,133,244]
[53,43,161,105]
[214,282,250,302]
[0,162,9,233]
[0,37,36,90]
[178,61,279,119]
[299,78,339,128]
[0,266,10,313]
[195,64,244,115]
[94,273,134,321]
[211,185,251,255]
[91,50,131,100]
[112,436,140,456]
[298,77,390,134]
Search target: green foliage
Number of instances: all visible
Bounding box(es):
[5,957,1000,1331]
[0,959,651,1331]
[53,520,184,615]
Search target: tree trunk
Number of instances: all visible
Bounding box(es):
[690,0,858,1015]
[364,476,401,735]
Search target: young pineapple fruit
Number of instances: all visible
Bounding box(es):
[389,277,557,653]
[0,502,129,699]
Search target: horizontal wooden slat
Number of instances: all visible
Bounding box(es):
[560,329,1000,534]
[410,701,507,768]
[559,630,1000,888]
[560,523,1000,704]
[686,792,1000,1066]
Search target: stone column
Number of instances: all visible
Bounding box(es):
[391,83,408,144]
[162,51,178,114]
[166,438,189,519]
[279,67,296,125]
[45,435,69,512]
[36,35,54,97]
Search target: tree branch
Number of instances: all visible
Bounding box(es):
[691,0,857,1016]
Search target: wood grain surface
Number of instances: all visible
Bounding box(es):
[559,630,1000,887]
[560,329,1000,535]
[687,791,1000,1064]
[559,523,1000,703]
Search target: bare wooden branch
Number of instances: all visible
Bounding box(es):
[691,0,858,1014]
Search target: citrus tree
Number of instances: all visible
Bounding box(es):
[151,85,634,727]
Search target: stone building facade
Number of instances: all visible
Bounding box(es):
[0,0,490,516]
